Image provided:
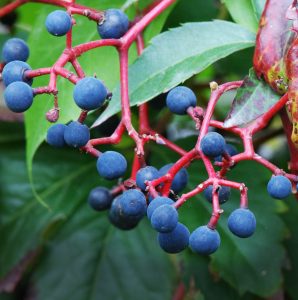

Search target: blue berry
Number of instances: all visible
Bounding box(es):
[88,187,112,211]
[119,189,147,218]
[228,208,256,238]
[151,204,178,233]
[214,144,238,162]
[2,60,32,87]
[189,225,220,255]
[4,81,33,113]
[2,38,29,63]
[97,9,129,39]
[203,185,231,204]
[109,196,139,230]
[64,121,90,148]
[159,163,189,193]
[97,151,127,180]
[45,10,72,36]
[147,196,174,219]
[73,77,107,110]
[46,124,67,148]
[136,166,159,191]
[158,222,190,253]
[166,86,197,115]
[200,132,226,157]
[267,175,292,199]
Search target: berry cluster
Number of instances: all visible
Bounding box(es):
[1,0,297,256]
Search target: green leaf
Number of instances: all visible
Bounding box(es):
[222,0,259,33]
[251,0,266,20]
[33,219,175,300]
[182,252,255,300]
[93,21,255,127]
[224,69,280,128]
[151,139,286,297]
[24,0,175,186]
[282,199,298,299]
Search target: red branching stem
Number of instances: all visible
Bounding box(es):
[3,0,298,228]
[78,110,88,123]
[71,58,85,78]
[89,122,126,147]
[0,0,28,18]
[250,93,289,134]
[121,0,176,48]
[118,49,144,155]
[208,190,221,229]
[25,68,52,78]
[66,28,73,49]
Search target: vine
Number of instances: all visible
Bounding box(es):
[0,0,298,257]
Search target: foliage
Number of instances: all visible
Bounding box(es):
[0,1,297,300]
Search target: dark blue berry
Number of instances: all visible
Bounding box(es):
[109,196,139,230]
[2,38,29,63]
[214,144,238,162]
[158,222,190,253]
[228,208,256,238]
[267,175,292,199]
[119,189,147,219]
[97,9,129,39]
[136,166,159,191]
[97,151,127,180]
[147,196,174,220]
[73,77,107,110]
[64,121,90,148]
[203,185,231,204]
[166,86,197,115]
[200,132,226,157]
[45,10,72,36]
[151,204,178,233]
[159,163,188,193]
[88,187,112,211]
[46,123,67,148]
[2,60,32,87]
[189,225,220,255]
[4,81,33,113]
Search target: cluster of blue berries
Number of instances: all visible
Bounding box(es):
[1,8,129,114]
[1,6,295,257]
[1,38,33,113]
[45,9,129,39]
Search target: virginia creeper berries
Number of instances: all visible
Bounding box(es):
[97,151,127,180]
[2,60,32,87]
[158,222,190,253]
[4,81,33,113]
[166,86,197,115]
[150,204,178,233]
[46,123,67,148]
[267,175,292,199]
[73,77,108,110]
[119,189,147,219]
[189,225,220,255]
[203,185,231,204]
[200,132,226,157]
[159,163,189,193]
[2,38,29,63]
[45,10,72,36]
[88,187,113,211]
[147,196,174,220]
[109,196,139,230]
[64,121,90,148]
[228,208,256,238]
[136,166,159,191]
[97,9,129,39]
